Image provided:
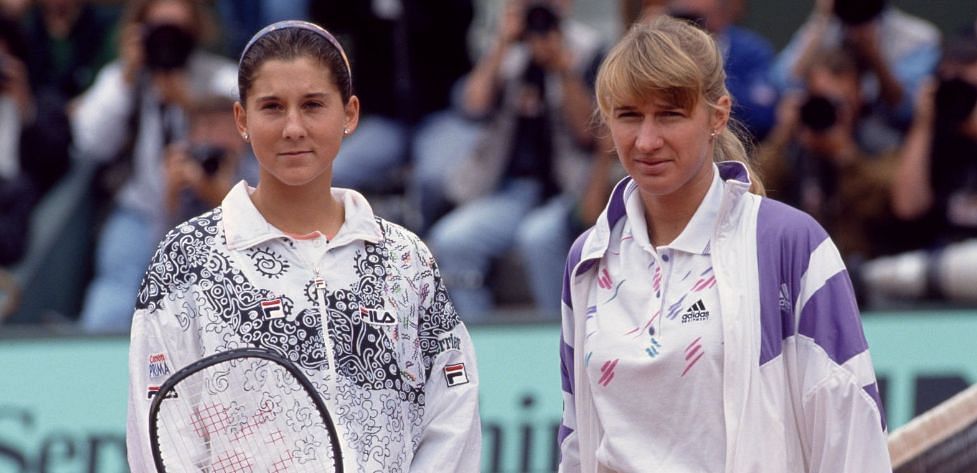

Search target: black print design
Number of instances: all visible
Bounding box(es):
[136,213,464,470]
[247,246,291,279]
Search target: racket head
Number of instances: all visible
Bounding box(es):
[148,347,343,473]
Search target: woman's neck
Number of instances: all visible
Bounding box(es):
[250,180,344,237]
[642,165,715,248]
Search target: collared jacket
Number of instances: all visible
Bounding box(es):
[558,162,891,473]
[127,182,481,472]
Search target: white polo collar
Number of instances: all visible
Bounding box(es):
[221,181,383,251]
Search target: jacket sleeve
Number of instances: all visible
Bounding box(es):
[557,303,581,473]
[558,230,593,473]
[791,235,891,472]
[126,235,204,472]
[410,244,481,473]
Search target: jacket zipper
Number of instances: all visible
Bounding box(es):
[314,267,338,394]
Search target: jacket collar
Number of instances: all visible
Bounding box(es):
[221,181,383,251]
[576,160,753,276]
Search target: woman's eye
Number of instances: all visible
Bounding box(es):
[303,101,324,110]
[261,103,283,111]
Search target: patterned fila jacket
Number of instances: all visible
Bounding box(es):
[126,182,481,473]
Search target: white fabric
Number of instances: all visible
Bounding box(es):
[587,170,726,472]
[127,182,481,472]
[560,162,891,473]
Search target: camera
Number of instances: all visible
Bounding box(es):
[934,78,977,127]
[523,4,560,38]
[799,95,839,132]
[833,0,887,26]
[143,23,196,71]
[189,144,226,177]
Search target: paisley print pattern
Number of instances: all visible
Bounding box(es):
[135,208,465,472]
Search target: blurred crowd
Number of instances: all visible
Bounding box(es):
[0,0,976,331]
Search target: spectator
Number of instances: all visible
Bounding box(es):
[666,0,779,140]
[429,0,603,320]
[310,0,480,232]
[20,0,116,193]
[162,95,258,226]
[759,47,902,262]
[771,0,940,129]
[863,36,977,303]
[73,0,237,333]
[0,14,39,266]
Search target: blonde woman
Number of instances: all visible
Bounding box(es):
[558,16,890,472]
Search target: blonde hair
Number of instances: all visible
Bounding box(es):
[595,16,765,195]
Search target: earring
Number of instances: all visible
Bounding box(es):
[242,132,250,142]
[710,130,718,139]
[343,128,350,136]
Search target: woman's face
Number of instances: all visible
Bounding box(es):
[234,56,359,190]
[607,93,729,203]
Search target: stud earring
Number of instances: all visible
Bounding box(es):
[242,132,250,142]
[710,130,718,138]
[343,128,350,136]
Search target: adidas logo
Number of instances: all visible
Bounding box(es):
[681,300,710,323]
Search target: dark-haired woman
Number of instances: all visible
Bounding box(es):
[126,21,481,472]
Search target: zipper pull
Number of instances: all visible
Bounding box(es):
[314,267,326,293]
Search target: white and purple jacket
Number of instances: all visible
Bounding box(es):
[558,161,891,472]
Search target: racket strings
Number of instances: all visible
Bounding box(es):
[153,358,339,472]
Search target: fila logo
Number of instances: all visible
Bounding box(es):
[360,306,396,326]
[681,300,710,323]
[443,363,469,387]
[261,298,284,319]
[147,386,179,400]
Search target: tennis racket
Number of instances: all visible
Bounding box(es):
[889,383,977,472]
[148,347,344,472]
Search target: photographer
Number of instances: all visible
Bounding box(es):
[862,37,977,303]
[72,0,236,333]
[429,0,604,320]
[771,0,939,129]
[163,95,255,226]
[759,47,901,262]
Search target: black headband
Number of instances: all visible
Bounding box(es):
[240,20,352,96]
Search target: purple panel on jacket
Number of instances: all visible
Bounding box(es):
[797,271,867,365]
[756,199,828,366]
[562,178,630,308]
[562,228,595,308]
[863,382,888,431]
[560,333,574,395]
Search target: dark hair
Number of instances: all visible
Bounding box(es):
[238,27,353,105]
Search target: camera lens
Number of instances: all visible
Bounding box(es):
[799,95,839,132]
[143,24,196,71]
[524,4,559,37]
[833,0,887,25]
[190,144,226,177]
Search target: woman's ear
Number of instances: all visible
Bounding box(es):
[711,95,732,132]
[343,95,361,136]
[233,101,248,140]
